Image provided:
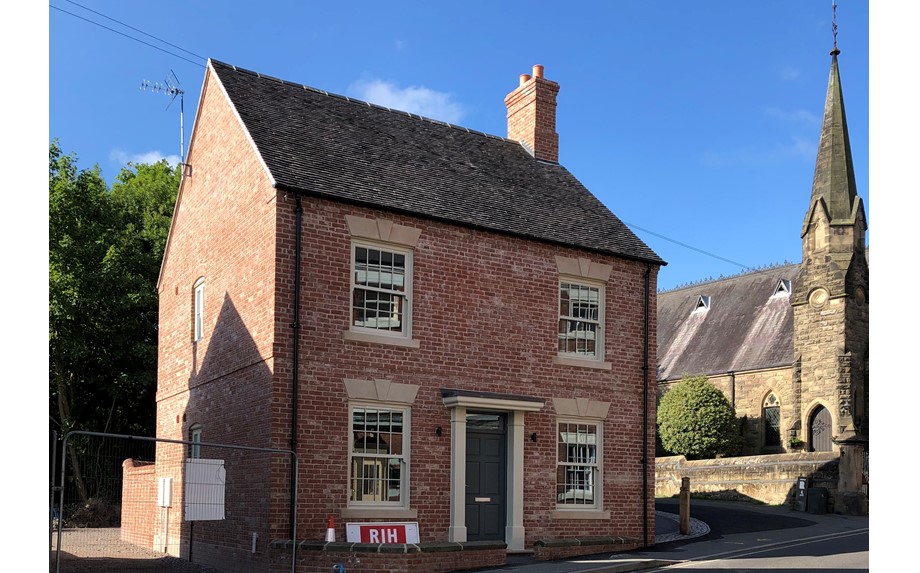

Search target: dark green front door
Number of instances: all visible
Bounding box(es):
[465,413,506,541]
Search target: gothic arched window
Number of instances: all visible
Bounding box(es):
[763,393,781,447]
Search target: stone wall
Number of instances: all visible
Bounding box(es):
[656,453,839,507]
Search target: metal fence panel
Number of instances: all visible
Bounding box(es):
[51,431,296,573]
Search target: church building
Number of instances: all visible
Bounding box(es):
[656,40,868,469]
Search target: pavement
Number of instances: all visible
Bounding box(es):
[467,498,869,573]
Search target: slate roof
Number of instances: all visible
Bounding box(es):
[209,60,664,265]
[656,264,798,381]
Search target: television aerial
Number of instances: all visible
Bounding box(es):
[140,70,187,168]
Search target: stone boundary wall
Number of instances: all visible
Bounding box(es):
[656,453,839,507]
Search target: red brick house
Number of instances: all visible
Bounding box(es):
[152,60,665,572]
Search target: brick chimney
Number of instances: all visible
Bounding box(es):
[504,64,560,162]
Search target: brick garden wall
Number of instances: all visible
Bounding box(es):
[121,459,157,547]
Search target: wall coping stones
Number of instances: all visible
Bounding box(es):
[270,539,507,554]
[535,536,639,548]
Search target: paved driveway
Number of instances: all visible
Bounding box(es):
[51,528,223,573]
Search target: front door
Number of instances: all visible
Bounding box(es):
[465,412,506,541]
[809,406,833,452]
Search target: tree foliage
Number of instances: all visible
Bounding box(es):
[49,140,179,440]
[656,375,742,459]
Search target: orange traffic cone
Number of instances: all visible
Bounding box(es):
[325,515,336,542]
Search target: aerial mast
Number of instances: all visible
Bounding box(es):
[140,70,186,167]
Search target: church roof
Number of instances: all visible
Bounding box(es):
[208,59,664,265]
[656,264,797,381]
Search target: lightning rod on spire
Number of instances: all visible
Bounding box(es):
[832,1,839,55]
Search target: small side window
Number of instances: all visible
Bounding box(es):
[189,424,202,459]
[193,278,205,341]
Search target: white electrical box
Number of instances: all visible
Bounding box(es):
[158,477,173,508]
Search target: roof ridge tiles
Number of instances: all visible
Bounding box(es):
[659,261,799,294]
[211,58,517,145]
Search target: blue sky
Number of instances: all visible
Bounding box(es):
[20,1,915,552]
[45,0,872,292]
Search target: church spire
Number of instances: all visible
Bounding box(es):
[805,4,861,229]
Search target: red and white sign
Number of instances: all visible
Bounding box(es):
[345,522,420,544]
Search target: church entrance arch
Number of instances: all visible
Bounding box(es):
[809,405,833,452]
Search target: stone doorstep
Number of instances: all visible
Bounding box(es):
[535,535,640,548]
[270,539,507,554]
[533,536,643,562]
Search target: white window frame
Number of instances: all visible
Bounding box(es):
[347,403,411,509]
[557,278,605,361]
[555,419,602,510]
[189,424,202,459]
[193,278,205,341]
[350,241,413,340]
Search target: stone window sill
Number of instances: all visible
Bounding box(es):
[550,509,611,520]
[553,356,612,370]
[340,507,418,520]
[343,330,420,348]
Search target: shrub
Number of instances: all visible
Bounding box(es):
[657,375,742,459]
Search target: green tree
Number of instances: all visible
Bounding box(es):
[50,140,179,446]
[657,375,742,459]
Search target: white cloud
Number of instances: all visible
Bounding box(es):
[348,79,465,124]
[701,136,815,167]
[109,148,181,167]
[765,107,821,126]
[788,135,814,158]
[780,67,801,81]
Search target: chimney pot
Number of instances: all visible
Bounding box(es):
[505,65,559,162]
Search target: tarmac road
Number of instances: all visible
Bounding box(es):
[470,498,869,573]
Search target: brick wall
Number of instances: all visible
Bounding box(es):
[272,196,658,546]
[156,64,278,568]
[121,459,157,547]
[504,65,560,162]
[269,542,507,573]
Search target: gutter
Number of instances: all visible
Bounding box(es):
[289,194,303,538]
[642,263,651,547]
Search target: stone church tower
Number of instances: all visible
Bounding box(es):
[791,42,869,457]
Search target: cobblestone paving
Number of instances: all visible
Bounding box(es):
[654,510,711,543]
